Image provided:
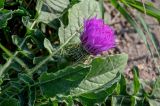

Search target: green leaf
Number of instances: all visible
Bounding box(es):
[18,74,34,85]
[0,9,13,29]
[71,54,128,96]
[77,77,119,106]
[28,86,36,106]
[22,16,34,29]
[119,74,127,95]
[0,81,23,98]
[12,35,28,50]
[36,0,69,25]
[99,0,105,19]
[0,98,20,106]
[148,99,160,106]
[65,96,74,106]
[70,0,80,5]
[120,0,160,21]
[39,65,90,97]
[131,96,136,106]
[66,54,127,105]
[0,65,2,85]
[59,0,101,45]
[132,66,140,95]
[0,0,4,8]
[112,96,131,106]
[28,29,45,49]
[39,54,128,100]
[44,38,55,54]
[0,77,35,106]
[18,74,36,106]
[151,77,160,99]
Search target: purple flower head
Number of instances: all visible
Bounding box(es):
[80,17,116,55]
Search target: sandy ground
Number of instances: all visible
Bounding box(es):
[104,0,160,82]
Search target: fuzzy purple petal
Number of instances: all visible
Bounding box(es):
[80,17,116,55]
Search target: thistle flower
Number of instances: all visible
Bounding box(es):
[80,17,116,55]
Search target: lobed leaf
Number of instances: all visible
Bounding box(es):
[0,9,13,29]
[39,54,128,101]
[36,0,70,26]
[0,98,20,106]
[59,0,101,45]
[71,54,128,96]
[39,65,90,97]
[44,38,56,54]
